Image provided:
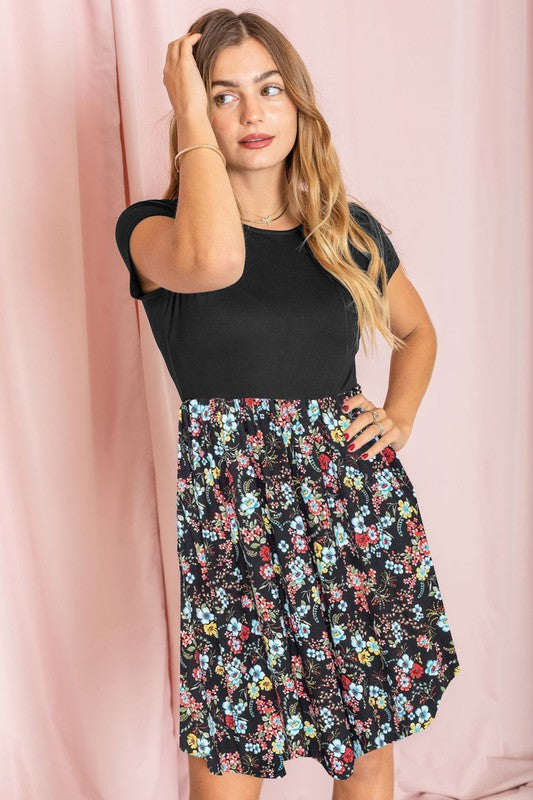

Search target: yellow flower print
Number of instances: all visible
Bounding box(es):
[398,499,414,518]
[344,473,364,490]
[304,721,317,738]
[248,682,260,698]
[220,429,233,445]
[368,690,388,709]
[187,733,198,750]
[313,541,322,558]
[332,427,345,444]
[204,621,218,636]
[259,676,272,691]
[204,467,218,487]
[272,739,284,754]
[367,637,381,655]
[357,649,372,665]
[215,664,225,676]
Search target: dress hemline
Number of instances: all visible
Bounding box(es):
[177,658,461,781]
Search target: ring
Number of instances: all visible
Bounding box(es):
[370,408,384,436]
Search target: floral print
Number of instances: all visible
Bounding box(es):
[175,383,461,780]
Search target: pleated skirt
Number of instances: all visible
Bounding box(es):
[175,382,461,780]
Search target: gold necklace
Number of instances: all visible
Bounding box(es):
[240,200,290,226]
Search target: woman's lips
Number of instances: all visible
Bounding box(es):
[239,136,274,149]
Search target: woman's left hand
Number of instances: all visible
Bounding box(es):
[342,390,411,459]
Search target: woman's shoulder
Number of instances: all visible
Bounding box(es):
[347,200,401,281]
[347,200,378,229]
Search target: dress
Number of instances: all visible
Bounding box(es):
[115,199,461,781]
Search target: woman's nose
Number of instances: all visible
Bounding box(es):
[240,98,264,124]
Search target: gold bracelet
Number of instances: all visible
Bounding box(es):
[174,144,226,173]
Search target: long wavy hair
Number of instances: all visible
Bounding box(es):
[159,8,406,355]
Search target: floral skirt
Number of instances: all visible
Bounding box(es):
[175,382,461,781]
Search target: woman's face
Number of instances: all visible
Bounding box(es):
[207,38,298,172]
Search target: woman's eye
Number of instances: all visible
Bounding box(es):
[213,84,283,105]
[263,84,283,96]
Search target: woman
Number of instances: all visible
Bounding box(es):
[115,9,461,800]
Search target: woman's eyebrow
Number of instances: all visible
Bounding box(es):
[210,69,281,89]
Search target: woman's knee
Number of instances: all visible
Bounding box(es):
[187,754,263,800]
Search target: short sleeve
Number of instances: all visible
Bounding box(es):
[114,198,177,299]
[348,201,401,288]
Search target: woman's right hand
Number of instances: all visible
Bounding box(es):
[163,33,209,118]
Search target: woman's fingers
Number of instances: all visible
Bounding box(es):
[342,394,398,458]
[163,32,207,116]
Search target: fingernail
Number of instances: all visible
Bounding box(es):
[344,432,350,440]
[361,453,368,459]
[348,443,355,451]
[342,404,349,411]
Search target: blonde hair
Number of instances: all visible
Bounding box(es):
[159,8,407,355]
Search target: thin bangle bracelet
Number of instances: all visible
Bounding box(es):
[174,144,226,173]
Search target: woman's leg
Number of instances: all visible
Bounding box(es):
[331,742,394,800]
[187,754,264,800]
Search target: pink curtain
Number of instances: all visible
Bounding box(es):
[1,1,531,798]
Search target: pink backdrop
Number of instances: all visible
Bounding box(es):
[2,1,532,798]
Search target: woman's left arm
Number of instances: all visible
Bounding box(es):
[382,264,438,445]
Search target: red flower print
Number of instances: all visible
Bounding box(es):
[318,453,331,471]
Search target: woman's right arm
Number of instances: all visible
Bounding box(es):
[129,33,245,294]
